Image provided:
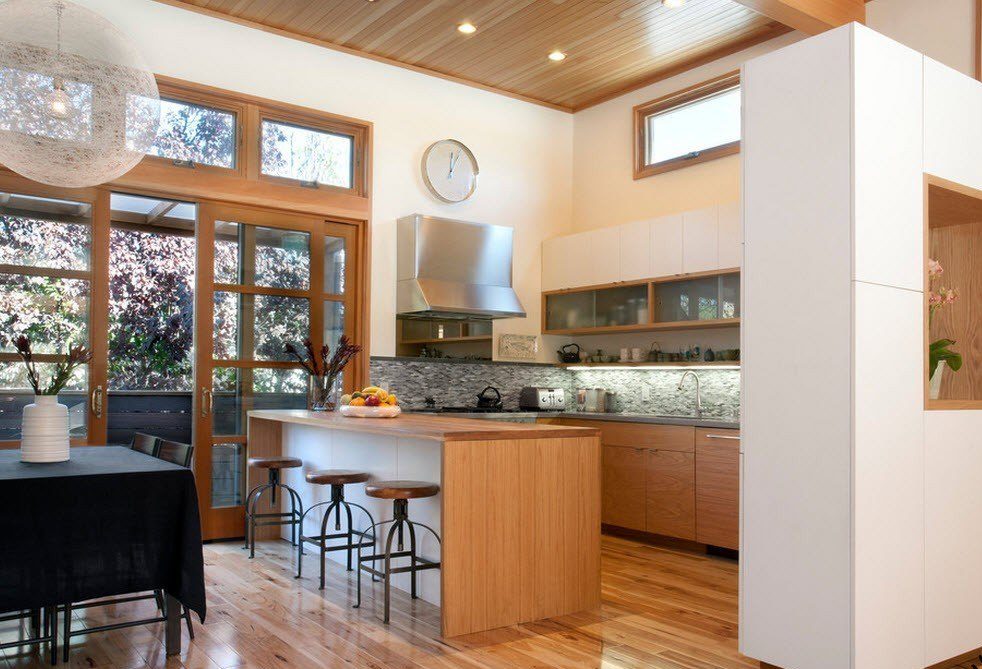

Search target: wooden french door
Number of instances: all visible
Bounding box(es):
[193,201,359,540]
[0,174,110,448]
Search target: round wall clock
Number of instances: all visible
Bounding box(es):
[421,139,479,203]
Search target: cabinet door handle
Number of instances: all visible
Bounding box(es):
[705,433,740,440]
[90,385,103,419]
[201,387,213,417]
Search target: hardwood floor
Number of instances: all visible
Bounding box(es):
[1,535,755,669]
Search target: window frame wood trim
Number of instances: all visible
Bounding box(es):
[633,71,741,180]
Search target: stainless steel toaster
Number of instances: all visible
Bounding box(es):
[518,386,566,411]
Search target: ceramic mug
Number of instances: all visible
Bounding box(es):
[620,348,630,362]
[631,347,643,361]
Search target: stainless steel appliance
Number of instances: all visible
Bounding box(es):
[518,387,566,411]
[396,214,526,319]
[581,388,615,413]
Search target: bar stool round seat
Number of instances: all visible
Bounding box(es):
[248,456,302,469]
[365,480,440,499]
[305,469,371,486]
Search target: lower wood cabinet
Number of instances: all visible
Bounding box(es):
[601,445,646,531]
[555,418,741,549]
[645,449,696,540]
[695,429,740,550]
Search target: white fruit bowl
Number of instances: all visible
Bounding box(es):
[339,405,402,418]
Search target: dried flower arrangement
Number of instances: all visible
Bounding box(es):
[14,335,92,396]
[283,336,362,410]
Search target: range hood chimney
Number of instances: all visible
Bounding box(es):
[397,214,526,320]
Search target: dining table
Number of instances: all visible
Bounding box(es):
[0,446,206,657]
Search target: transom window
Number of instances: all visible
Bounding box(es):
[634,72,741,179]
[148,97,237,169]
[261,119,354,189]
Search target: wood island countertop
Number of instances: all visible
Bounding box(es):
[247,409,601,442]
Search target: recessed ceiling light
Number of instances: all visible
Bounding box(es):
[457,22,477,34]
[548,50,566,62]
[662,0,685,7]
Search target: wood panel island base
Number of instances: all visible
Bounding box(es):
[245,410,602,637]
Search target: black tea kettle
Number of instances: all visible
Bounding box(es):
[476,386,503,409]
[557,343,581,363]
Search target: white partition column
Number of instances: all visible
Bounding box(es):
[741,23,942,669]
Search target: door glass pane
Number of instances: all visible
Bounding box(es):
[212,367,307,436]
[653,276,721,322]
[0,362,87,440]
[0,273,89,353]
[261,120,353,188]
[211,442,245,508]
[213,292,309,361]
[214,221,310,289]
[149,98,236,168]
[0,197,90,271]
[324,300,345,353]
[325,235,345,294]
[721,274,740,319]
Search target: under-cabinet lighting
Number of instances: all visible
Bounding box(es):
[548,50,567,62]
[566,364,739,371]
[662,0,686,8]
[457,22,477,34]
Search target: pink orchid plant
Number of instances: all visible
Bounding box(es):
[928,258,962,379]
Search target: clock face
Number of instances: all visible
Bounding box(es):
[422,139,478,203]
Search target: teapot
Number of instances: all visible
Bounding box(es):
[557,343,581,363]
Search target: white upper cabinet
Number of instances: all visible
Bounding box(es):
[717,201,742,269]
[618,219,652,282]
[682,206,719,273]
[542,229,619,291]
[584,228,620,286]
[649,214,684,277]
[541,235,570,292]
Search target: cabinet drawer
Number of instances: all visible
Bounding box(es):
[695,427,741,450]
[645,450,696,540]
[561,420,694,452]
[695,428,740,549]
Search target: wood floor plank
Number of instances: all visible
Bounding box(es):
[1,535,757,669]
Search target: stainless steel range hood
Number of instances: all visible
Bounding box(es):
[397,214,526,320]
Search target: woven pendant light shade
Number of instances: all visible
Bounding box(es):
[0,0,160,188]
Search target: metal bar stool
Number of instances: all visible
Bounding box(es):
[354,480,441,624]
[296,470,377,589]
[243,456,304,558]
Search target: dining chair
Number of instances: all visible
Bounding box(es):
[130,432,160,457]
[0,608,57,665]
[155,440,194,468]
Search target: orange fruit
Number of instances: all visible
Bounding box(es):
[350,397,366,407]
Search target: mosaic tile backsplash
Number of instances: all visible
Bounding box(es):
[370,357,740,419]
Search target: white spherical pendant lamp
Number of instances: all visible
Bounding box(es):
[0,0,160,188]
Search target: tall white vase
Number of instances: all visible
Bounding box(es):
[21,395,70,463]
[929,360,947,401]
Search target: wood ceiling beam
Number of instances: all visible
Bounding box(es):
[731,0,865,35]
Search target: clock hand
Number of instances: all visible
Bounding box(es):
[448,150,460,179]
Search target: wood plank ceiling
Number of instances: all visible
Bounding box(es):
[158,0,792,111]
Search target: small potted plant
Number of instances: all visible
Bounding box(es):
[928,258,962,399]
[14,335,92,463]
[284,335,362,411]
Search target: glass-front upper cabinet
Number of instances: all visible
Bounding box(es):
[542,271,738,334]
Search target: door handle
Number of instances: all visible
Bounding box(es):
[201,387,213,417]
[704,433,740,440]
[90,385,103,419]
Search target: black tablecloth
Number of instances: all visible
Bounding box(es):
[0,447,206,621]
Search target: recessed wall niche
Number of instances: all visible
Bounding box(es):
[926,175,982,407]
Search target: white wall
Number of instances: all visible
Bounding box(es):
[570,0,976,236]
[74,0,573,363]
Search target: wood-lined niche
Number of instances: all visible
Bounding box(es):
[926,176,982,408]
